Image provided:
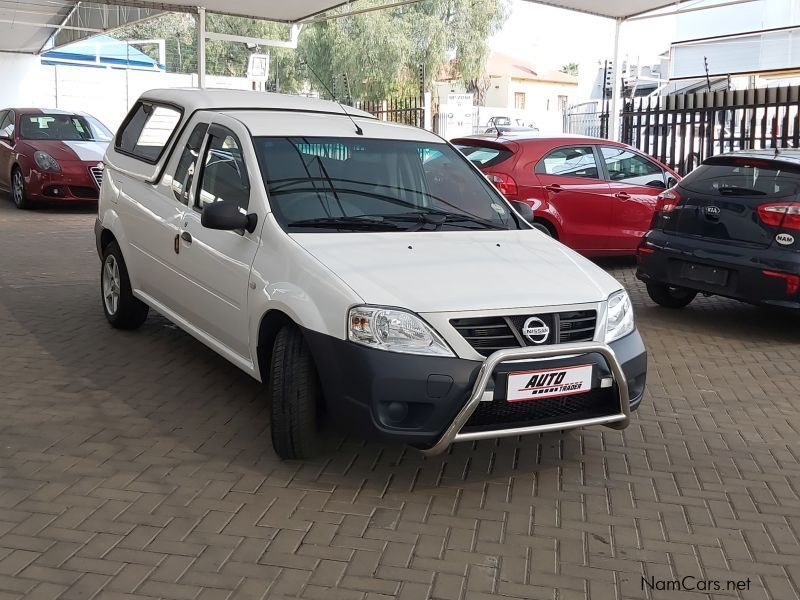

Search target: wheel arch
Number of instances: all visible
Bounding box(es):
[533,215,559,238]
[256,309,297,382]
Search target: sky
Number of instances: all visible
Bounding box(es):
[489,1,678,74]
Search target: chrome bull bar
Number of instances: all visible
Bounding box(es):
[419,342,631,457]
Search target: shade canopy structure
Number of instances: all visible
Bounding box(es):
[0,1,351,54]
[0,0,760,138]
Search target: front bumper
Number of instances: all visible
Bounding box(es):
[25,162,100,201]
[303,327,646,455]
[637,231,800,309]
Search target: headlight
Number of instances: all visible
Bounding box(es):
[348,306,454,357]
[34,151,60,172]
[605,290,635,343]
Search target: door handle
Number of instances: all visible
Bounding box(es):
[180,231,193,244]
[545,184,563,193]
[614,192,631,200]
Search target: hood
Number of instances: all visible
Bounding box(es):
[21,140,108,163]
[292,230,623,313]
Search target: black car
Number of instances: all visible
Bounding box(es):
[637,149,800,309]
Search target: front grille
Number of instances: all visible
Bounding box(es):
[90,167,103,189]
[463,389,617,433]
[451,310,596,357]
[69,186,99,199]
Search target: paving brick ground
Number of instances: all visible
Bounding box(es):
[1,200,799,600]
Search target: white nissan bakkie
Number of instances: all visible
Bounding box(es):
[95,89,647,459]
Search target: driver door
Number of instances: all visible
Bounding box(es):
[178,119,263,363]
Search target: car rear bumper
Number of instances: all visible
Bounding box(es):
[25,163,100,201]
[637,231,800,308]
[303,327,646,454]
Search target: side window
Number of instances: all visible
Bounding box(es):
[171,123,209,204]
[0,111,15,137]
[601,146,665,187]
[116,102,181,163]
[535,146,599,179]
[196,129,250,211]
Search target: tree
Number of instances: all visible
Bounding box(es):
[113,1,510,100]
[560,62,579,77]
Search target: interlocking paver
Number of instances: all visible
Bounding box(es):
[1,201,800,599]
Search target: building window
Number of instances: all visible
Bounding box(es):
[514,92,526,110]
[558,95,569,112]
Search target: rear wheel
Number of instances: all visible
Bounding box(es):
[646,282,697,308]
[101,242,149,329]
[269,324,323,460]
[11,167,30,209]
[533,220,556,238]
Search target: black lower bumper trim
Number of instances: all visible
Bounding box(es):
[302,326,647,447]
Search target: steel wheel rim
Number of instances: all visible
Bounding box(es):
[12,171,23,205]
[102,255,121,315]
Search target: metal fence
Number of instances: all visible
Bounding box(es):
[621,85,800,175]
[564,101,609,138]
[355,97,426,128]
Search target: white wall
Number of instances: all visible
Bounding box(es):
[0,53,48,108]
[0,53,252,132]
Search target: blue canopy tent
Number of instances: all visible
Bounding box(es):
[41,35,164,71]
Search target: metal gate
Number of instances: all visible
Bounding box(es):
[621,85,800,175]
[355,97,426,128]
[564,101,609,139]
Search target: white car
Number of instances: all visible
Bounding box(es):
[95,89,647,459]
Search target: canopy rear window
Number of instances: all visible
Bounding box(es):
[681,159,800,197]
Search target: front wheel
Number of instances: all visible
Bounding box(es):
[101,242,149,329]
[11,167,30,209]
[269,324,323,460]
[646,282,697,308]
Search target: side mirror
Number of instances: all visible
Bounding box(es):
[509,200,534,223]
[666,176,678,188]
[0,130,12,143]
[201,202,258,234]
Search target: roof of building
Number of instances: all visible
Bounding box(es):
[437,53,578,85]
[486,53,578,85]
[139,89,376,119]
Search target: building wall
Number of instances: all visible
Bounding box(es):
[0,52,251,132]
[436,75,577,134]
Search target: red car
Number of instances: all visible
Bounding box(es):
[452,134,680,256]
[0,108,113,209]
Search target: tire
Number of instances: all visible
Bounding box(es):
[101,241,149,329]
[269,324,323,460]
[11,167,30,209]
[646,282,697,309]
[533,221,555,238]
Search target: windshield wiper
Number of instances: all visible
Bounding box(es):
[356,211,506,231]
[717,185,767,196]
[407,211,506,231]
[286,216,405,231]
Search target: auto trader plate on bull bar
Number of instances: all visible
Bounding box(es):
[506,364,593,402]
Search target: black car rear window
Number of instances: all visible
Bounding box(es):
[455,144,513,168]
[681,158,800,197]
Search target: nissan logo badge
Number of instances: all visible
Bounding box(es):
[522,317,550,344]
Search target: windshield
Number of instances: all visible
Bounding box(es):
[20,113,112,142]
[254,137,524,232]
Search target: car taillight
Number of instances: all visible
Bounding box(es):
[757,202,800,231]
[486,173,518,197]
[763,270,800,295]
[650,187,681,228]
